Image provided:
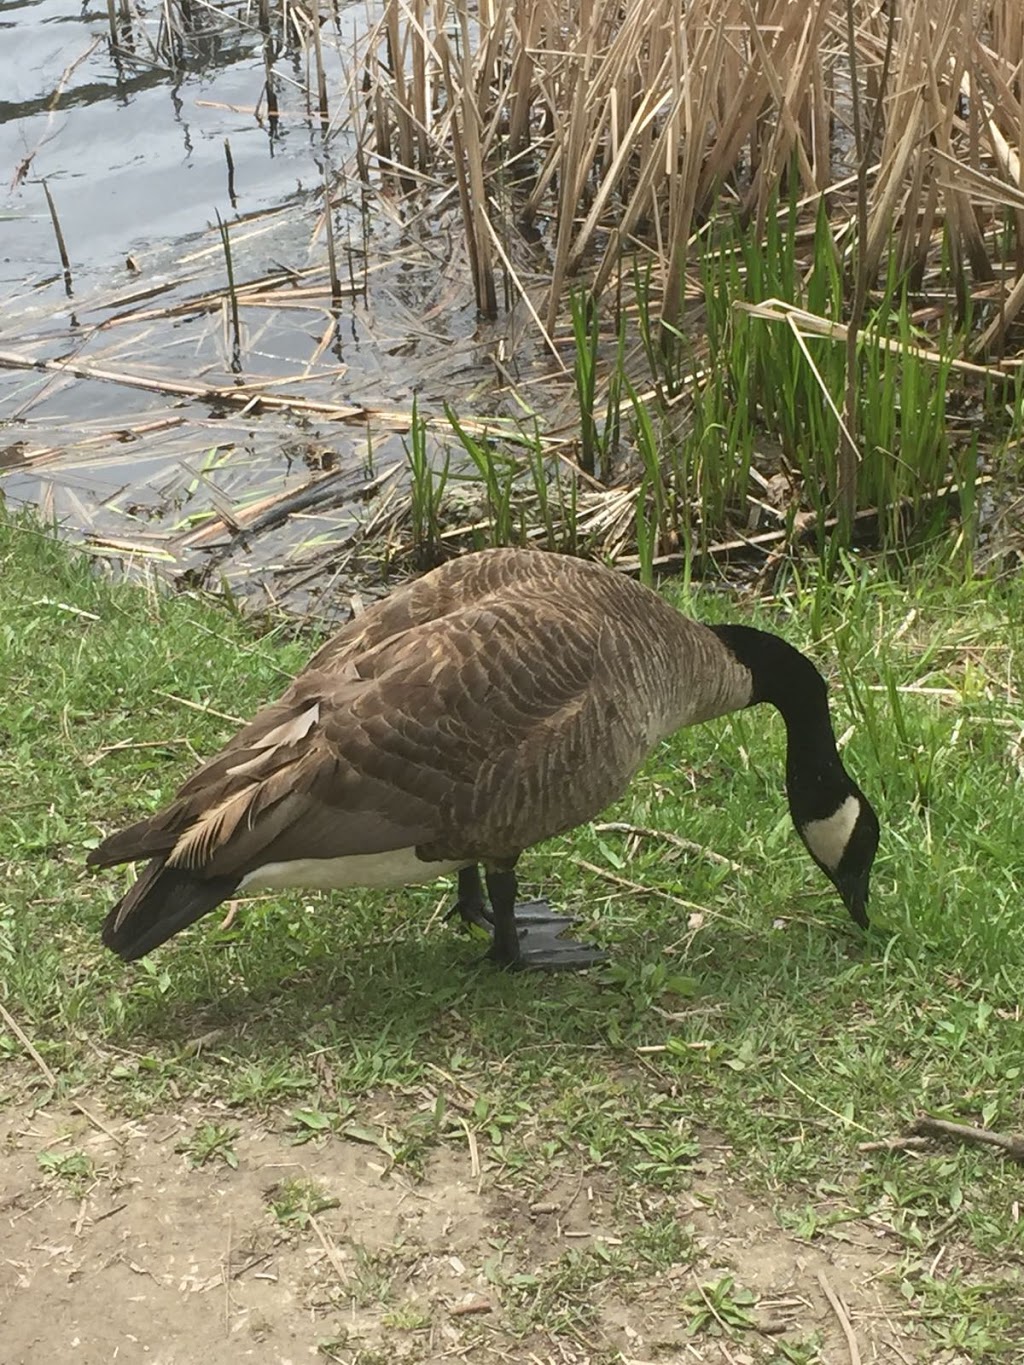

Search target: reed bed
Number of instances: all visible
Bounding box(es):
[361,0,1024,330]
[4,0,1024,608]
[354,0,1024,560]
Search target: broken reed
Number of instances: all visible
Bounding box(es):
[40,180,73,297]
[362,0,1024,336]
[215,210,242,370]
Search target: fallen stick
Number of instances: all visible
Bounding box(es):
[857,1136,932,1154]
[591,821,744,871]
[817,1270,861,1365]
[0,1001,57,1087]
[909,1114,1024,1162]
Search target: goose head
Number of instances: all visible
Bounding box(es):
[791,782,879,928]
[711,623,880,926]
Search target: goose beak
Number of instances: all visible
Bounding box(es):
[835,866,870,928]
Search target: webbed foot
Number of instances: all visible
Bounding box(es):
[455,867,607,973]
[487,899,607,972]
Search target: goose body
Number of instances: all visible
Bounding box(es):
[90,549,879,969]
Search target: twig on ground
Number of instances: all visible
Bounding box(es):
[223,1215,233,1333]
[592,821,745,871]
[0,1003,126,1145]
[309,1213,349,1282]
[570,857,710,916]
[693,1276,745,1350]
[86,737,194,767]
[218,902,240,932]
[230,1250,275,1281]
[0,1001,57,1087]
[909,1114,1024,1162]
[450,1295,493,1316]
[182,1028,227,1057]
[857,1135,932,1154]
[779,1073,875,1135]
[152,690,246,724]
[862,1116,1024,1162]
[817,1269,861,1365]
[92,1201,129,1225]
[72,1101,125,1145]
[459,1116,481,1180]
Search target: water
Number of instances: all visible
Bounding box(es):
[0,0,517,610]
[0,1,354,291]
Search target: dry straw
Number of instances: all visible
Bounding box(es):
[361,0,1024,329]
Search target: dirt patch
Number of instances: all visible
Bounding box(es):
[1,1098,930,1364]
[681,1160,926,1362]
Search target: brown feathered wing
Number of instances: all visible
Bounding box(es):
[92,596,614,959]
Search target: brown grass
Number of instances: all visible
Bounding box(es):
[6,0,1022,602]
[361,0,1024,329]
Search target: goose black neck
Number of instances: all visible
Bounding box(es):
[710,624,849,821]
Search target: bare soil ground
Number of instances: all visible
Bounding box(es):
[1,1095,930,1365]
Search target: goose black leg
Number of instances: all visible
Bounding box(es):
[448,865,493,932]
[484,868,607,971]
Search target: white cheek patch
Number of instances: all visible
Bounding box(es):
[802,794,860,872]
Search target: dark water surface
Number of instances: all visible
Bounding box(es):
[0,0,516,610]
[0,0,356,290]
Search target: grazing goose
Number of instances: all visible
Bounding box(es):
[90,548,879,970]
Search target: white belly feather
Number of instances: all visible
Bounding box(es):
[238,847,465,892]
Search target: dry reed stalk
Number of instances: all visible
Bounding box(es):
[544,15,605,328]
[384,0,415,187]
[455,6,498,318]
[739,0,826,229]
[736,298,1018,382]
[6,418,189,473]
[660,21,728,325]
[506,0,538,158]
[434,28,497,316]
[309,1,330,126]
[408,0,429,167]
[40,180,73,295]
[357,0,1024,336]
[867,1,964,283]
[319,159,343,306]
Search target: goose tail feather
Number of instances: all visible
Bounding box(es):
[101,858,239,962]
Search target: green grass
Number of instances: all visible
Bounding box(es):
[2,510,1023,1356]
[637,200,1023,552]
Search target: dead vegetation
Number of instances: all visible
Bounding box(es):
[363,0,1024,329]
[3,0,1024,603]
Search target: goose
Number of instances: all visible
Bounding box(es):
[89,548,879,971]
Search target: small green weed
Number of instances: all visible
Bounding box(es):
[681,1274,759,1336]
[37,1149,94,1190]
[268,1177,339,1228]
[177,1122,239,1169]
[381,1303,431,1330]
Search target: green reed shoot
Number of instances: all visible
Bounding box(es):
[406,399,449,565]
[445,405,517,547]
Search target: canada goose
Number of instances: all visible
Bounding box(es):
[89,548,879,971]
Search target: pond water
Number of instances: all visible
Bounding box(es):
[2,2,336,285]
[0,0,532,612]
